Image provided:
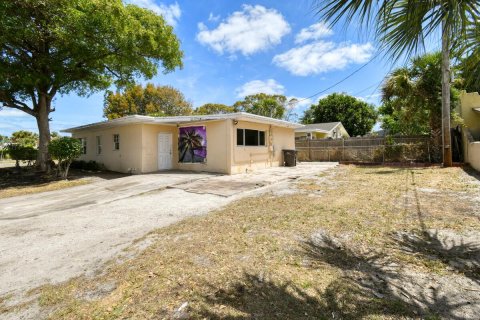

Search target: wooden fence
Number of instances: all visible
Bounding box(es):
[295,136,437,163]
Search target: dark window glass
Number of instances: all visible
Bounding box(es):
[237,129,244,145]
[245,129,259,146]
[259,131,265,146]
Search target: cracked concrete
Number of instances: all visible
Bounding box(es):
[0,163,337,310]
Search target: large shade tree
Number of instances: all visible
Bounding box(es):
[0,0,183,171]
[314,0,479,166]
[302,93,377,136]
[104,84,193,119]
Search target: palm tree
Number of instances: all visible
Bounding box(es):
[314,0,478,166]
[380,53,462,161]
[178,129,203,163]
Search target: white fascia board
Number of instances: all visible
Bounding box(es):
[62,112,303,132]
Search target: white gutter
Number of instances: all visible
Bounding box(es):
[62,112,304,132]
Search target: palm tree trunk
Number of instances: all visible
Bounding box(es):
[441,19,452,167]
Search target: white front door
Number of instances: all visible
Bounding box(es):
[158,133,173,170]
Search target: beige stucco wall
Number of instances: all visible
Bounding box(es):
[466,141,480,172]
[459,91,480,171]
[72,118,295,175]
[459,91,480,140]
[141,124,177,173]
[175,120,231,174]
[72,124,143,173]
[230,120,295,174]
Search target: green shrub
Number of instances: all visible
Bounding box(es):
[70,160,105,171]
[6,144,38,167]
[48,137,82,179]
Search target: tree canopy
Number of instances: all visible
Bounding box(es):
[379,52,460,136]
[195,103,234,115]
[104,84,193,119]
[0,0,183,170]
[313,1,478,166]
[233,94,291,119]
[11,130,39,148]
[302,93,377,136]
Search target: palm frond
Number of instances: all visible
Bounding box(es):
[313,0,479,62]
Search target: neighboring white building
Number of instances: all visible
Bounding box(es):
[295,122,349,140]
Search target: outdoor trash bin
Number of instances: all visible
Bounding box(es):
[283,149,297,167]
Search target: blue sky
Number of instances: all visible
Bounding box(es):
[0,0,417,136]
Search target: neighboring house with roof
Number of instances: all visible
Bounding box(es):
[62,112,302,174]
[294,122,349,140]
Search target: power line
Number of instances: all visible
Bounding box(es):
[296,51,382,103]
[352,82,382,96]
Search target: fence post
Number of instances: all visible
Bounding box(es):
[383,136,386,163]
[342,139,345,162]
[427,139,431,163]
[308,139,312,161]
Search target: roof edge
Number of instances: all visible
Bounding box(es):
[61,112,304,132]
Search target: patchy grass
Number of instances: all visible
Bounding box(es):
[15,166,480,319]
[0,164,126,199]
[0,179,91,199]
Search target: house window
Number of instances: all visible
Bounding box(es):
[113,134,120,150]
[236,129,266,146]
[80,138,87,154]
[96,136,102,154]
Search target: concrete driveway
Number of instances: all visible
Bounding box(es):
[0,163,337,314]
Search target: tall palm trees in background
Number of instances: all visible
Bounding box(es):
[379,53,463,162]
[314,0,479,166]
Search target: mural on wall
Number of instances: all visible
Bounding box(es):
[178,126,207,163]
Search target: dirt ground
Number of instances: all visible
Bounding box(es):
[2,164,480,319]
[0,163,337,319]
[0,162,127,199]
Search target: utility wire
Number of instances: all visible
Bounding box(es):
[352,82,382,96]
[295,51,382,103]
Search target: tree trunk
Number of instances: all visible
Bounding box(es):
[36,93,52,172]
[441,20,453,167]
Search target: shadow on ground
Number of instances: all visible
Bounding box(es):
[462,165,480,182]
[192,231,475,320]
[392,230,480,283]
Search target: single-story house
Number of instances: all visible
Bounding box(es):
[62,112,302,174]
[295,122,349,140]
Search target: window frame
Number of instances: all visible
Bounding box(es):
[80,138,87,155]
[236,128,266,147]
[96,136,102,155]
[113,134,120,150]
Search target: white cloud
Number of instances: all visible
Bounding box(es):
[0,108,31,118]
[125,0,181,27]
[273,41,374,76]
[196,5,291,56]
[295,22,333,44]
[364,93,381,101]
[235,79,285,98]
[208,12,220,22]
